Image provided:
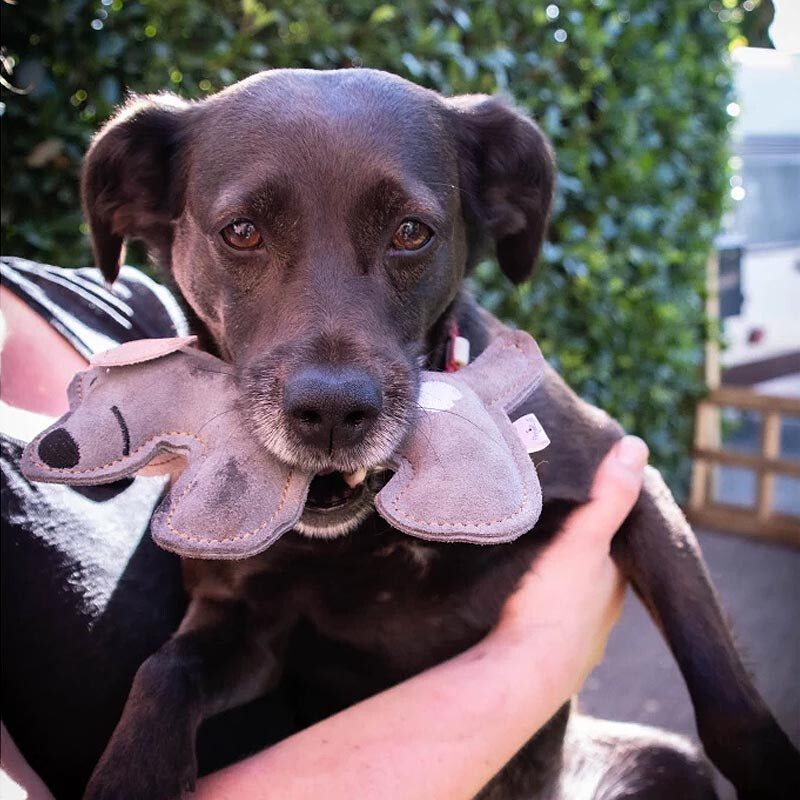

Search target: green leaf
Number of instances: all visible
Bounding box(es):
[369,5,397,25]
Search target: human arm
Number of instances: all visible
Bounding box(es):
[1,723,56,800]
[0,285,88,415]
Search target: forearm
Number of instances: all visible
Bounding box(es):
[195,633,560,800]
[1,723,56,800]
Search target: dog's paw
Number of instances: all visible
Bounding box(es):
[83,757,196,800]
[82,724,197,800]
[730,731,800,800]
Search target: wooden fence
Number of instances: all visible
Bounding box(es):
[689,386,800,546]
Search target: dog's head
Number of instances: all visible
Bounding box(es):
[81,69,554,537]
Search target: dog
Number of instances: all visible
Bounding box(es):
[78,68,799,799]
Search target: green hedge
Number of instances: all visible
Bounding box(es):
[1,1,753,495]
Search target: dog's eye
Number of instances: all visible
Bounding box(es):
[221,219,264,250]
[391,219,433,252]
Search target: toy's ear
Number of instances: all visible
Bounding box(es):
[448,95,555,284]
[456,330,545,413]
[81,93,190,282]
[90,336,197,367]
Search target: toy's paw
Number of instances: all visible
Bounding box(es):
[82,723,197,800]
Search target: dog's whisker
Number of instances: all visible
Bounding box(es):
[411,402,504,450]
[187,366,235,377]
[194,406,240,436]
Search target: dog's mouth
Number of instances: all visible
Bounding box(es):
[305,467,392,510]
[305,469,368,511]
[298,467,392,538]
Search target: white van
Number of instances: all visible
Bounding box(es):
[721,47,800,384]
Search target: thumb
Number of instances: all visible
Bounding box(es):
[559,435,649,547]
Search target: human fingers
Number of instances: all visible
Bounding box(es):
[496,436,647,636]
[557,435,649,550]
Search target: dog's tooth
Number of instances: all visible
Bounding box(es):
[343,467,367,488]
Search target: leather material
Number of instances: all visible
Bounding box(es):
[22,331,545,557]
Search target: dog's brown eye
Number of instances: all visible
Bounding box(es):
[391,219,433,251]
[221,219,263,250]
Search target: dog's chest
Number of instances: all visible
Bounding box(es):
[296,540,486,663]
[227,530,543,673]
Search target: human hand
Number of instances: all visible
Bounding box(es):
[489,435,649,699]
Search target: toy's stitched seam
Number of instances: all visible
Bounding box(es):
[146,454,184,468]
[389,412,531,529]
[165,469,295,543]
[29,431,207,474]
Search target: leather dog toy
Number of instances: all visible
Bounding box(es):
[21,330,546,559]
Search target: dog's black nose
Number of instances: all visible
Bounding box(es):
[284,366,383,451]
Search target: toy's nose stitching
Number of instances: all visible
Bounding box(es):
[110,405,131,456]
[37,427,80,469]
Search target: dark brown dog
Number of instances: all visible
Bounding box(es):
[79,69,798,799]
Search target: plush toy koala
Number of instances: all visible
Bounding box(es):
[22,330,547,559]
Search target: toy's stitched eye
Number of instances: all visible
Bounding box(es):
[391,219,433,251]
[221,219,263,250]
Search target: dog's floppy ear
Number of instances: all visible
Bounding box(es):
[448,95,555,284]
[81,93,189,282]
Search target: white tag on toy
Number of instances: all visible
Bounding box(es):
[513,413,550,453]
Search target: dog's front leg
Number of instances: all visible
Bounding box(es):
[522,359,799,798]
[614,467,800,800]
[83,597,280,800]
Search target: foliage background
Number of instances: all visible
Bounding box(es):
[0,0,769,495]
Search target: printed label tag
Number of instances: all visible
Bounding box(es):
[513,413,550,453]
